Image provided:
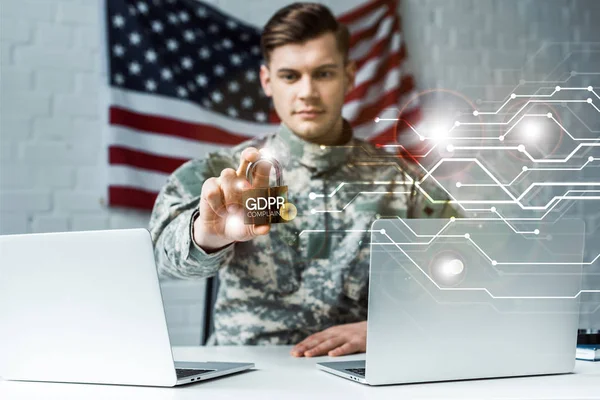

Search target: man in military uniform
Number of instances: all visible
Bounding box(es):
[149,2,453,357]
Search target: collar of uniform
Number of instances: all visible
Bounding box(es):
[276,119,354,175]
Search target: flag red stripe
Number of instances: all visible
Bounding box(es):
[350,87,405,126]
[338,0,395,25]
[367,106,422,144]
[110,107,251,146]
[353,16,401,70]
[397,106,422,130]
[346,48,407,103]
[366,124,422,163]
[369,106,422,163]
[367,124,396,145]
[348,6,395,49]
[109,146,188,174]
[269,109,281,123]
[109,186,158,210]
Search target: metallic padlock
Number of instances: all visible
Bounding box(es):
[242,156,289,225]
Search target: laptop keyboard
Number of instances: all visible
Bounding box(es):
[346,368,366,376]
[176,368,215,379]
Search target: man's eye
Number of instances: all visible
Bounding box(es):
[317,71,333,78]
[281,74,297,81]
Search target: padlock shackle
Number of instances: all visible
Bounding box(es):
[246,156,284,187]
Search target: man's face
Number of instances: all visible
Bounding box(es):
[259,32,356,144]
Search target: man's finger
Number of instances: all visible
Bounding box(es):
[291,341,316,357]
[200,177,226,217]
[328,341,360,357]
[236,147,261,177]
[292,332,324,352]
[219,168,244,212]
[291,332,328,356]
[249,222,271,237]
[304,337,346,358]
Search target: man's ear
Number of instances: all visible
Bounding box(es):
[260,64,272,97]
[344,60,357,94]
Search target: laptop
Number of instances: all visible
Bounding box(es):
[0,228,253,387]
[318,218,585,385]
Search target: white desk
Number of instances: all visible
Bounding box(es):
[1,346,598,399]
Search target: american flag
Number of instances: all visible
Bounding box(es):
[104,0,420,210]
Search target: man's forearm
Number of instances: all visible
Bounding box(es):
[154,209,234,279]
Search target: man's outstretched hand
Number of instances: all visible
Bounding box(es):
[291,321,367,358]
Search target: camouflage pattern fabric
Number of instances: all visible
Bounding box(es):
[149,120,455,345]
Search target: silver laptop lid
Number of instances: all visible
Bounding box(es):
[366,218,584,385]
[0,229,178,386]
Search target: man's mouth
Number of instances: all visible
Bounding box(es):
[295,109,325,119]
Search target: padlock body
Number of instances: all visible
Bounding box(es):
[243,185,288,225]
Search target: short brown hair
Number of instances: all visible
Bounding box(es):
[261,2,350,65]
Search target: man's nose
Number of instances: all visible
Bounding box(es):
[297,76,318,100]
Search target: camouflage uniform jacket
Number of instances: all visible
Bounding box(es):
[149,120,453,345]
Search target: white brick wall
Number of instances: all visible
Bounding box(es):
[160,280,207,346]
[1,0,598,341]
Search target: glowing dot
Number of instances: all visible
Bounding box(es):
[522,166,528,171]
[419,136,425,141]
[524,120,542,139]
[492,260,497,266]
[309,192,316,200]
[259,147,274,160]
[588,86,593,91]
[499,135,505,141]
[518,144,525,152]
[589,156,594,162]
[225,214,245,232]
[380,229,386,234]
[534,229,540,235]
[464,233,470,239]
[587,98,593,103]
[546,113,552,118]
[444,259,464,275]
[491,207,496,212]
[280,203,297,221]
[454,121,461,127]
[510,93,516,99]
[555,86,561,91]
[456,182,462,188]
[236,180,246,190]
[374,117,380,123]
[473,110,479,116]
[310,209,316,214]
[447,144,454,152]
[432,125,448,139]
[450,216,456,222]
[320,145,326,150]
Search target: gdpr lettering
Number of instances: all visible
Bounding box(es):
[245,196,285,211]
